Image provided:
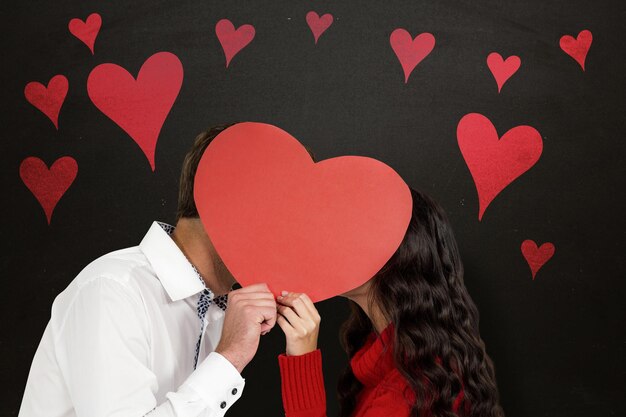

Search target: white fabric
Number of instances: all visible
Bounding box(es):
[19,221,245,417]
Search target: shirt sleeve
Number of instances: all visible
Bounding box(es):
[278,350,326,417]
[54,277,244,417]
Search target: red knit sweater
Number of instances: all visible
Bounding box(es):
[278,324,464,417]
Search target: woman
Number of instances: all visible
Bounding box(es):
[276,188,504,417]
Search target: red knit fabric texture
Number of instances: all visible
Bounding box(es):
[279,349,326,416]
[279,323,465,417]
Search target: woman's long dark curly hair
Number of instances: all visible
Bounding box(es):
[337,188,504,417]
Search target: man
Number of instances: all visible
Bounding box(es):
[19,123,277,417]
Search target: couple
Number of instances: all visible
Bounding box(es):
[19,124,504,417]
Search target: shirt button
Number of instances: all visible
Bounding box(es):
[220,401,227,409]
[231,388,238,395]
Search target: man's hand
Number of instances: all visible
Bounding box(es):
[215,283,277,373]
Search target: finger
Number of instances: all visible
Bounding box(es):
[228,292,276,304]
[255,304,277,319]
[280,293,315,321]
[296,293,321,322]
[276,314,294,335]
[261,321,274,334]
[229,291,275,302]
[276,292,302,308]
[230,292,275,301]
[278,294,321,333]
[235,298,277,309]
[277,305,305,330]
[263,306,278,330]
[234,283,271,294]
[255,305,278,330]
[254,310,276,334]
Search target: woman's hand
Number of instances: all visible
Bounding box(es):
[276,291,321,356]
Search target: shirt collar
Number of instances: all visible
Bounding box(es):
[139,221,206,302]
[350,323,396,387]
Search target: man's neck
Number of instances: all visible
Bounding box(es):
[170,218,233,295]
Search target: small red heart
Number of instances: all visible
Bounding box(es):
[24,75,68,130]
[194,123,412,302]
[487,52,521,93]
[306,11,333,44]
[389,29,435,83]
[20,157,78,225]
[457,113,543,220]
[521,240,555,279]
[215,19,255,68]
[559,30,592,71]
[87,52,184,171]
[68,13,102,55]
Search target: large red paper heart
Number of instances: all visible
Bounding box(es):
[487,52,521,93]
[560,30,592,71]
[521,240,555,279]
[389,29,435,83]
[20,157,78,225]
[68,13,102,54]
[87,52,183,171]
[194,122,412,302]
[24,75,68,130]
[306,11,333,44]
[215,19,255,68]
[457,113,543,220]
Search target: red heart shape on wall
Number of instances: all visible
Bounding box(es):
[560,30,592,71]
[68,13,102,54]
[24,75,68,130]
[215,19,255,68]
[194,123,412,302]
[521,240,555,279]
[389,29,435,83]
[487,53,521,93]
[20,156,78,224]
[457,113,543,220]
[87,52,183,171]
[306,11,333,44]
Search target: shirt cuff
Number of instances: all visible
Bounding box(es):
[169,352,245,416]
[278,349,326,413]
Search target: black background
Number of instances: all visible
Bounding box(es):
[2,1,625,416]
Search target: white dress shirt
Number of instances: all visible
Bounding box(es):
[19,221,245,417]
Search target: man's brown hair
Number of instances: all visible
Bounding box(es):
[176,123,236,221]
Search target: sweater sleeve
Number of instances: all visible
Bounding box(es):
[278,350,327,417]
